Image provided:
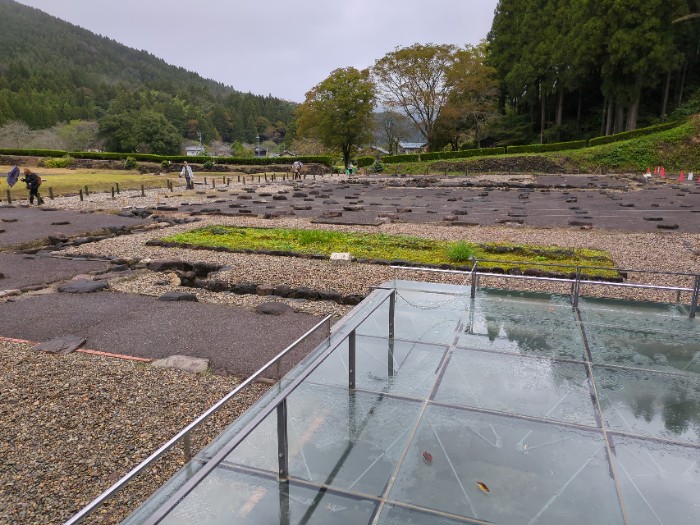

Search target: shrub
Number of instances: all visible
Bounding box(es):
[588,122,679,147]
[203,159,215,170]
[506,140,588,154]
[421,147,506,161]
[371,159,384,173]
[160,160,170,171]
[41,155,74,168]
[382,153,422,164]
[0,148,67,157]
[124,156,138,170]
[356,156,374,168]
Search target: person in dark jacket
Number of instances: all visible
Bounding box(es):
[20,168,44,205]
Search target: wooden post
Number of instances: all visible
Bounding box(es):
[222,176,225,186]
[237,175,240,183]
[116,183,120,194]
[49,187,54,200]
[204,176,208,185]
[140,184,145,197]
[84,185,89,196]
[212,178,216,188]
[6,190,11,204]
[79,189,83,201]
[111,186,115,199]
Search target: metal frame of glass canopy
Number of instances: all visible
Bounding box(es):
[66,267,700,525]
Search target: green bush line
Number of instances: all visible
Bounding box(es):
[0,148,334,167]
[356,156,374,168]
[507,140,588,154]
[588,122,679,147]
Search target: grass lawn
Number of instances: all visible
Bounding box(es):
[162,226,619,278]
[0,165,182,198]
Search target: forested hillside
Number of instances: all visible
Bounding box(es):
[0,0,295,152]
[487,0,700,144]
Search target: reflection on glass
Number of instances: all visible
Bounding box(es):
[595,366,700,445]
[358,288,468,346]
[586,326,700,376]
[458,293,583,360]
[610,435,700,525]
[158,469,377,524]
[308,335,447,399]
[224,384,422,497]
[389,405,624,525]
[435,349,596,427]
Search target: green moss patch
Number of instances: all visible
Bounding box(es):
[160,226,620,280]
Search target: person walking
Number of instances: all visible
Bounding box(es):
[292,160,303,180]
[20,168,44,205]
[180,161,194,189]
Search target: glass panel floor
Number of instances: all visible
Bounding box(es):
[126,281,700,525]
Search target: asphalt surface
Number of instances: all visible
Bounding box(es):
[0,205,148,246]
[0,291,324,376]
[167,174,700,232]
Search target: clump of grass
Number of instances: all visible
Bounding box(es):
[446,241,476,262]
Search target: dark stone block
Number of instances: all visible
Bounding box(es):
[657,224,679,230]
[255,302,293,315]
[341,294,364,305]
[232,282,258,295]
[58,280,109,293]
[158,291,199,302]
[288,286,320,300]
[148,260,185,272]
[318,290,342,302]
[273,284,292,297]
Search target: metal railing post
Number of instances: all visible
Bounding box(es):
[690,275,700,319]
[471,260,478,299]
[572,266,581,308]
[183,433,192,462]
[349,330,356,389]
[388,290,396,339]
[276,399,289,481]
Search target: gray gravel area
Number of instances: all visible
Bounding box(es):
[0,339,268,525]
[60,213,700,304]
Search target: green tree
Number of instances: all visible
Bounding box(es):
[296,67,376,168]
[57,119,99,151]
[443,43,500,148]
[373,44,457,150]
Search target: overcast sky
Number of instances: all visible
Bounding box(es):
[16,0,499,103]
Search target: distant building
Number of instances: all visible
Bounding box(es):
[185,145,205,156]
[398,141,428,154]
[254,146,267,157]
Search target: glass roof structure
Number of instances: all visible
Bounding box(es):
[124,280,700,525]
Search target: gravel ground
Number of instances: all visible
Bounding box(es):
[2,179,699,525]
[60,209,700,305]
[0,339,268,525]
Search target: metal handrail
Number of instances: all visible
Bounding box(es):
[64,315,332,525]
[391,261,700,318]
[139,287,397,525]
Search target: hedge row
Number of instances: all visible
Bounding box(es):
[420,147,506,161]
[588,122,678,147]
[0,148,334,167]
[506,140,588,154]
[382,153,422,164]
[356,156,375,168]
